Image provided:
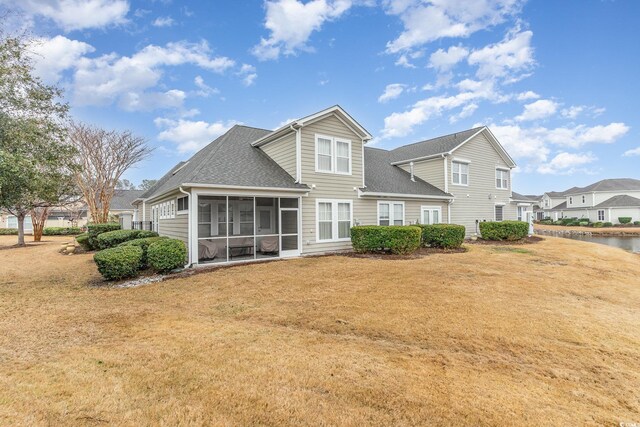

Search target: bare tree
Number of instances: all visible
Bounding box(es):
[69,122,152,224]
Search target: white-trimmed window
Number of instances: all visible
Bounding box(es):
[569,197,573,205]
[421,206,441,225]
[495,168,508,189]
[378,201,404,226]
[316,199,352,242]
[581,195,586,204]
[452,161,469,186]
[495,205,504,222]
[177,196,188,214]
[517,206,524,221]
[597,210,605,221]
[315,134,352,175]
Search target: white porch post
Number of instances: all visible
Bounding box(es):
[190,191,199,266]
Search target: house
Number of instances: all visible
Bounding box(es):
[110,189,145,229]
[539,179,640,223]
[133,105,529,266]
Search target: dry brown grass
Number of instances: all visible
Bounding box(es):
[0,235,639,426]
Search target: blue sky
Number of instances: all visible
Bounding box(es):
[6,0,640,194]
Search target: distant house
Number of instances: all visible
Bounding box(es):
[132,105,533,267]
[536,179,640,223]
[0,189,145,232]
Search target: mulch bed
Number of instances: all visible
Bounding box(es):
[467,236,544,246]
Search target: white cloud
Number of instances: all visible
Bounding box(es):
[119,89,186,111]
[238,64,257,86]
[561,105,583,119]
[428,45,469,72]
[193,76,219,97]
[73,41,235,109]
[487,124,550,163]
[28,35,95,83]
[378,83,406,103]
[152,16,175,27]
[516,90,539,101]
[515,99,558,122]
[544,123,629,148]
[395,54,416,68]
[624,147,640,157]
[537,152,597,175]
[155,117,239,153]
[384,0,523,53]
[252,0,354,60]
[9,0,130,31]
[467,29,535,81]
[449,103,478,123]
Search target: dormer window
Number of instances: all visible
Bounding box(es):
[315,134,351,175]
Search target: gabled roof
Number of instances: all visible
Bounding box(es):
[111,190,145,210]
[361,147,452,199]
[553,201,567,210]
[544,187,580,198]
[252,105,373,147]
[565,178,640,194]
[388,126,516,167]
[144,125,309,201]
[136,161,187,202]
[594,194,640,208]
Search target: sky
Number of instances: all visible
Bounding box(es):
[4,0,640,195]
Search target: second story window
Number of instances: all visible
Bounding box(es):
[452,161,469,186]
[495,169,508,189]
[581,195,586,204]
[315,134,352,175]
[569,197,573,205]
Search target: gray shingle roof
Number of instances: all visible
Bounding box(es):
[111,190,146,210]
[595,194,640,208]
[566,178,640,194]
[362,148,452,198]
[511,192,537,202]
[553,201,567,210]
[138,161,186,200]
[145,125,308,200]
[388,127,484,163]
[545,187,580,197]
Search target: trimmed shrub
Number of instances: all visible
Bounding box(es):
[568,221,581,226]
[95,229,158,250]
[43,226,83,235]
[618,217,632,224]
[539,220,553,225]
[603,222,613,227]
[634,221,640,226]
[93,245,143,280]
[0,228,18,235]
[87,223,121,250]
[593,222,604,228]
[75,233,91,250]
[350,226,422,255]
[120,236,169,268]
[579,221,589,227]
[147,238,187,272]
[419,224,465,249]
[560,217,577,226]
[553,220,563,226]
[479,221,528,241]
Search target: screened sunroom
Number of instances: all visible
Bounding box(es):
[196,196,300,264]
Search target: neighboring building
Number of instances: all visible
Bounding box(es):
[0,189,144,232]
[110,189,145,229]
[537,178,640,223]
[132,105,529,266]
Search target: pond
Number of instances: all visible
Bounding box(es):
[541,232,640,253]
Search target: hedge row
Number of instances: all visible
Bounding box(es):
[351,226,421,255]
[0,228,18,235]
[94,238,186,280]
[479,221,528,241]
[95,229,158,250]
[419,224,465,249]
[43,227,83,235]
[87,223,121,250]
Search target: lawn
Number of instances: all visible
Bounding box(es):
[1,235,639,426]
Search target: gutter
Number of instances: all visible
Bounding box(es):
[178,186,192,268]
[358,190,453,200]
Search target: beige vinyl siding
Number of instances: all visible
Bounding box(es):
[353,199,448,225]
[448,132,514,236]
[154,192,189,243]
[261,133,297,179]
[399,158,445,191]
[299,115,364,255]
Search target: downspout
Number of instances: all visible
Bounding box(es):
[409,162,415,182]
[179,186,192,268]
[290,124,302,183]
